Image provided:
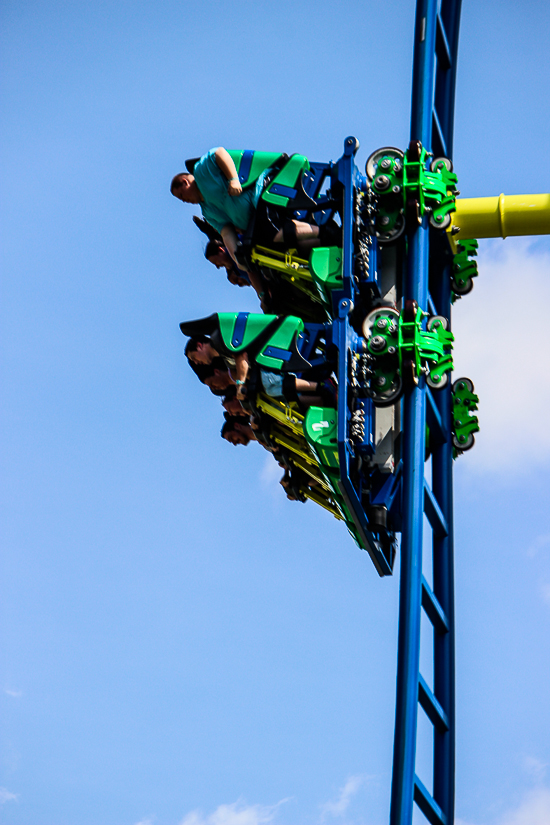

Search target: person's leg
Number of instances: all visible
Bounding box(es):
[296,376,337,408]
[273,220,320,245]
[297,394,324,409]
[294,378,319,393]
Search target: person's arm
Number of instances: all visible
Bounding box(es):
[220,225,269,309]
[234,351,250,401]
[221,225,268,308]
[214,147,242,196]
[220,224,240,261]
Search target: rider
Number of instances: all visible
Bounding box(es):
[171,147,333,306]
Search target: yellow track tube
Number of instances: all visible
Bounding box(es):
[452,193,550,239]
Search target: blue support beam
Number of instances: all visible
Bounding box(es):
[390,1,462,823]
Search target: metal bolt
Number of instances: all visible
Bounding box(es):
[380,158,391,169]
[379,216,390,226]
[375,175,391,190]
[392,185,401,194]
[370,335,386,351]
[432,374,441,382]
[387,346,396,355]
[375,376,387,387]
[435,214,443,222]
[376,318,388,329]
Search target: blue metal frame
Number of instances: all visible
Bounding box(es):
[390,1,462,824]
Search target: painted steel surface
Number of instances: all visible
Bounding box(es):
[452,193,550,238]
[390,1,461,824]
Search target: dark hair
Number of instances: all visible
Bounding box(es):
[188,360,215,382]
[170,172,192,194]
[205,239,225,260]
[222,385,237,403]
[184,335,210,358]
[221,414,250,438]
[223,413,249,424]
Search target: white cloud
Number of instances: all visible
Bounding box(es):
[179,799,287,825]
[4,688,22,698]
[134,820,154,825]
[523,755,548,783]
[452,239,550,474]
[260,454,283,490]
[457,787,550,825]
[320,775,365,820]
[500,787,550,825]
[527,534,550,558]
[540,582,550,606]
[0,788,18,804]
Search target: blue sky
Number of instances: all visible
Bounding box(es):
[1,2,549,824]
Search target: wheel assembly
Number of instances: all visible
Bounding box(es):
[365,146,404,180]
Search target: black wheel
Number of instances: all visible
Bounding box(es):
[377,213,406,244]
[430,157,453,173]
[429,211,452,230]
[372,375,403,407]
[365,146,404,180]
[452,432,475,451]
[427,372,449,390]
[407,140,422,162]
[453,377,474,394]
[451,276,474,295]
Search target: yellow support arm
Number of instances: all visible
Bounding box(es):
[451,193,550,239]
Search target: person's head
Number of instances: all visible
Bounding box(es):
[205,240,233,270]
[187,359,232,393]
[170,173,203,204]
[226,270,250,288]
[185,335,215,365]
[204,369,233,392]
[221,415,252,446]
[222,386,244,415]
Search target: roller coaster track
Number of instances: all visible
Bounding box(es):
[390,2,462,823]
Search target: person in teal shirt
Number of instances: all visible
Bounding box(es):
[171,146,331,305]
[171,147,267,302]
[193,148,270,236]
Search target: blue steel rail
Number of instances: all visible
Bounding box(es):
[390,2,462,825]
